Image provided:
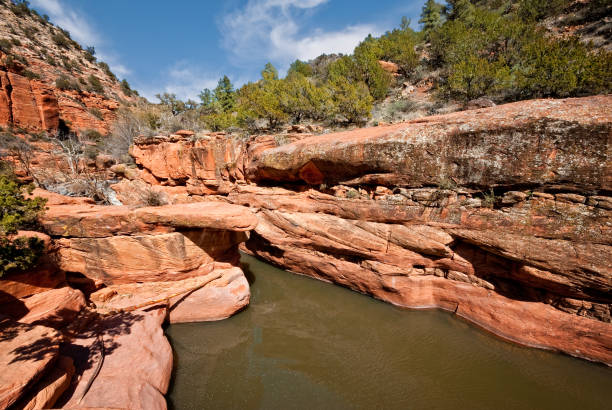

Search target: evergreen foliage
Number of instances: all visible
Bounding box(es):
[419,0,444,37]
[136,1,611,132]
[0,174,46,277]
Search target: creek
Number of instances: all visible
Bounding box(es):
[166,253,611,409]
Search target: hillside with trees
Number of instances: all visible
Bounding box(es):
[122,0,611,135]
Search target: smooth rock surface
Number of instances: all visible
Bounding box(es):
[59,307,172,410]
[2,286,86,329]
[0,319,61,409]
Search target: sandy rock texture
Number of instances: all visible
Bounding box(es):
[127,96,612,365]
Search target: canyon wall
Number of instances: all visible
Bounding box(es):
[128,95,612,365]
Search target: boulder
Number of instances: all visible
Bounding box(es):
[378,60,400,74]
[90,266,250,323]
[168,266,250,323]
[466,97,496,109]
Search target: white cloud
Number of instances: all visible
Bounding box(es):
[137,62,220,102]
[30,0,98,46]
[30,0,131,77]
[220,0,378,66]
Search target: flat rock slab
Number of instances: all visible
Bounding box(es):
[42,201,258,238]
[249,95,612,191]
[59,307,172,410]
[56,230,247,285]
[0,319,61,409]
[90,266,250,323]
[0,263,65,303]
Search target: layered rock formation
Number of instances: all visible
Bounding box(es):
[127,95,612,365]
[0,190,258,409]
[0,4,132,134]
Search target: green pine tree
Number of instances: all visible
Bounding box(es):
[419,0,443,37]
[213,75,236,112]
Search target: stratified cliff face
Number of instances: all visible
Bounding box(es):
[0,2,131,134]
[127,95,612,365]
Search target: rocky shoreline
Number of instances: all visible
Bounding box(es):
[128,95,612,365]
[0,190,257,409]
[0,95,610,409]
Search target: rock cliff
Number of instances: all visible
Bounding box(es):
[127,95,612,365]
[0,2,133,134]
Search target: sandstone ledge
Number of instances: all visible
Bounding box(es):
[42,202,258,238]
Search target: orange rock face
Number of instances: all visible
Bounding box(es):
[128,96,612,365]
[236,197,611,364]
[0,70,117,134]
[378,60,400,74]
[0,319,61,409]
[59,307,172,410]
[249,96,612,191]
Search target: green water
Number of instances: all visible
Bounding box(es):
[166,253,611,410]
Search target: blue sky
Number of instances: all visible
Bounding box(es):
[28,0,427,102]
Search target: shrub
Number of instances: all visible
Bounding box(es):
[89,107,104,120]
[98,61,117,82]
[0,38,13,53]
[139,188,167,207]
[52,32,71,48]
[84,46,96,62]
[22,69,40,80]
[120,79,133,96]
[55,75,81,92]
[87,74,104,94]
[10,0,31,17]
[0,175,46,277]
[328,78,373,124]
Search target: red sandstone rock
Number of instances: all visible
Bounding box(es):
[56,230,247,284]
[248,96,612,191]
[90,266,250,323]
[60,307,172,410]
[7,72,42,130]
[3,286,86,328]
[175,129,195,137]
[0,263,65,303]
[378,60,400,74]
[14,355,74,410]
[0,71,11,124]
[29,188,95,206]
[0,319,61,409]
[168,266,250,323]
[111,179,191,206]
[244,224,612,365]
[31,81,60,131]
[130,133,246,192]
[42,202,257,238]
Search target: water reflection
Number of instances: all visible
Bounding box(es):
[166,253,611,410]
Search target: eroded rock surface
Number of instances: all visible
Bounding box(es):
[126,96,612,365]
[0,319,61,409]
[58,307,172,410]
[0,188,258,409]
